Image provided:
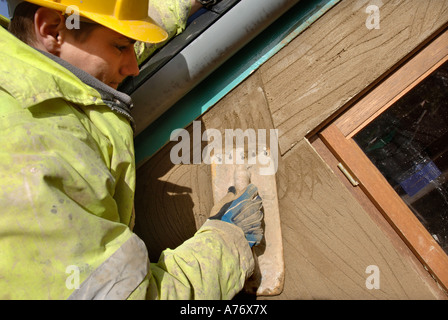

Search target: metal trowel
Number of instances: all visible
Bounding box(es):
[211,148,284,296]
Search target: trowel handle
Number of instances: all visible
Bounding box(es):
[234,163,250,193]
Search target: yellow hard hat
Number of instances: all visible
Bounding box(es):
[8,0,168,43]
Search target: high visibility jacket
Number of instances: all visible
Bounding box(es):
[0,25,254,299]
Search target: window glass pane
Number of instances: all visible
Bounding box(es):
[354,60,448,254]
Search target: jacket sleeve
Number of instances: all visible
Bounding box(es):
[0,88,253,300]
[130,220,255,300]
[135,0,193,64]
[0,89,144,300]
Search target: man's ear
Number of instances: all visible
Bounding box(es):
[33,7,66,55]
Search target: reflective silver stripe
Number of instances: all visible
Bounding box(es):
[68,234,149,300]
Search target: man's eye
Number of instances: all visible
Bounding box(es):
[115,44,127,52]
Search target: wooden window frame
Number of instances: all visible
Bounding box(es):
[316,29,448,292]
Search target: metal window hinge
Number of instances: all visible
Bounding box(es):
[337,163,359,187]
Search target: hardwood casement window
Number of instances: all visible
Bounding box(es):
[312,28,448,291]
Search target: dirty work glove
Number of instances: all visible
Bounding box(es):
[209,184,264,247]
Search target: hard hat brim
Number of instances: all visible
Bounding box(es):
[76,12,168,44]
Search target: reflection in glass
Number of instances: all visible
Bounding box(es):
[354,61,448,254]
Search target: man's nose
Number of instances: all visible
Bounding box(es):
[121,51,140,77]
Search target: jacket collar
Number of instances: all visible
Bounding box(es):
[38,50,135,129]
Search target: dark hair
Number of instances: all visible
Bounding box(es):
[8,2,39,44]
[8,2,100,45]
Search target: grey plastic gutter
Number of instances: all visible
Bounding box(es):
[131,0,301,135]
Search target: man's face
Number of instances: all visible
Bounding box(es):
[59,25,140,89]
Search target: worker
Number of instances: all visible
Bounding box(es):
[0,0,264,300]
